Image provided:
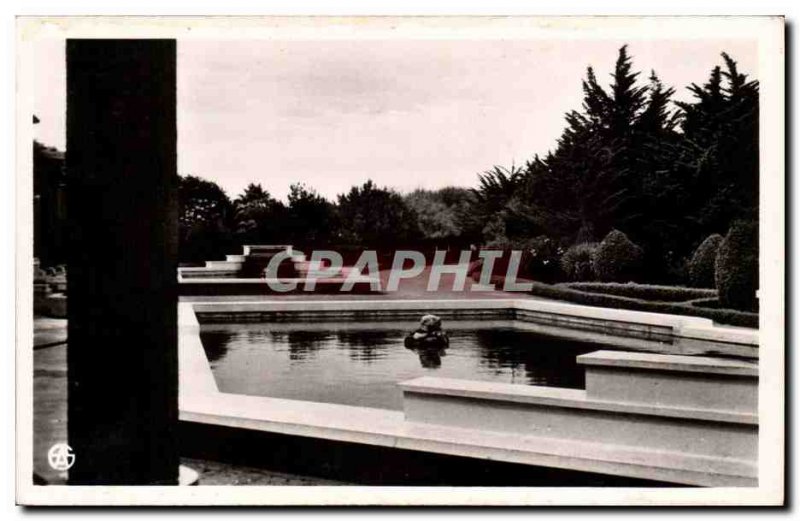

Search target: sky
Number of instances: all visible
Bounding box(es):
[34,38,756,201]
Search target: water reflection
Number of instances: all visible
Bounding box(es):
[336,330,393,363]
[405,343,448,369]
[200,322,611,409]
[469,328,594,389]
[199,329,235,363]
[201,325,598,386]
[271,330,327,361]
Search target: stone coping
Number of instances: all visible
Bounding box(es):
[578,350,758,377]
[195,319,520,332]
[185,298,758,348]
[180,392,755,487]
[190,298,512,312]
[178,301,201,329]
[242,245,292,255]
[677,324,758,346]
[204,261,243,268]
[243,244,292,250]
[178,276,378,284]
[179,266,237,273]
[398,376,757,425]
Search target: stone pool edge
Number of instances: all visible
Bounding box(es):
[177,298,759,487]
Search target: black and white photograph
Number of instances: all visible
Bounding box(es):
[13,15,785,506]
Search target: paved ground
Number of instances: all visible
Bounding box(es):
[32,342,68,485]
[33,317,68,349]
[181,458,349,486]
[31,340,352,486]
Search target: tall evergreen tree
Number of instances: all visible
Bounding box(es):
[523,46,654,245]
[629,71,693,281]
[676,53,759,235]
[637,71,680,135]
[529,48,757,281]
[606,46,648,139]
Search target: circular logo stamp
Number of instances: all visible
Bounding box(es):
[47,443,75,471]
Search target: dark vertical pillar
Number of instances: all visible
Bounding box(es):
[66,40,178,485]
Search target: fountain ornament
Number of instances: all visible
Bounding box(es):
[404,314,449,349]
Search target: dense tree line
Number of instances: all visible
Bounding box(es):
[471,47,758,285]
[180,46,758,303]
[179,176,484,263]
[180,177,451,262]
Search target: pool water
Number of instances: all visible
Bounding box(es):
[199,320,618,410]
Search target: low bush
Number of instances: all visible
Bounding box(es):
[688,234,724,288]
[560,282,716,302]
[475,236,564,283]
[560,243,598,281]
[715,221,758,311]
[592,230,644,283]
[520,235,563,283]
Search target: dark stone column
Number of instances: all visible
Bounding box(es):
[66,40,178,485]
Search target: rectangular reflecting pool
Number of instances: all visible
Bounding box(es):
[181,300,759,488]
[200,320,621,410]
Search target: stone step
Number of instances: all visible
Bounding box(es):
[243,244,292,256]
[179,270,241,279]
[400,375,756,462]
[204,261,244,270]
[577,351,758,414]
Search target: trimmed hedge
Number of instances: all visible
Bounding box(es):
[592,230,643,283]
[715,220,759,311]
[560,282,716,302]
[687,296,725,309]
[688,234,724,288]
[560,242,598,281]
[505,279,758,328]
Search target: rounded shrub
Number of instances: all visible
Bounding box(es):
[715,220,758,311]
[592,229,644,283]
[688,234,724,288]
[521,235,563,283]
[560,242,598,281]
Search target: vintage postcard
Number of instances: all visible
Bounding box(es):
[15,16,784,505]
